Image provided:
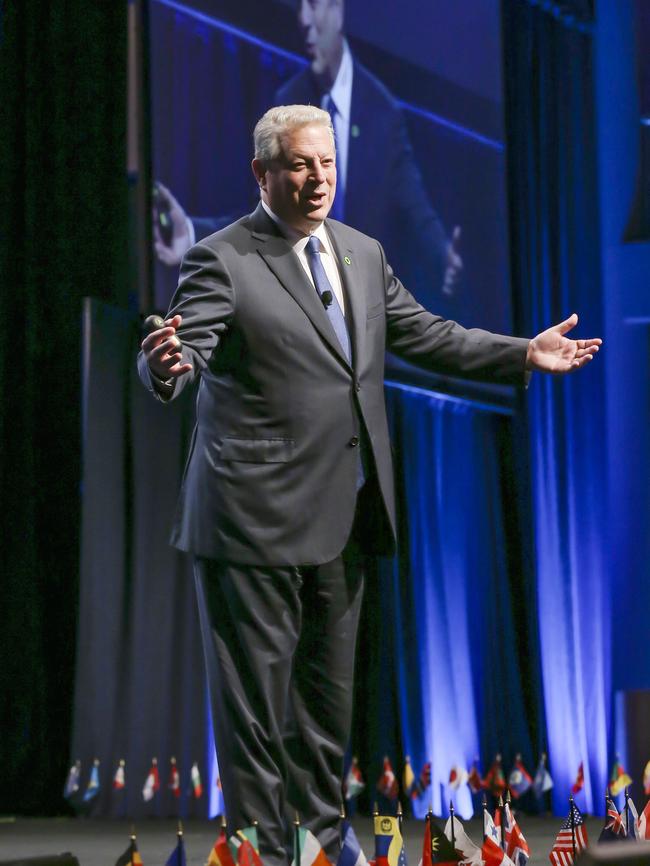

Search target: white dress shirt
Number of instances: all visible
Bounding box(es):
[261,200,346,314]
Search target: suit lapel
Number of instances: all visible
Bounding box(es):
[250,205,352,368]
[326,220,366,371]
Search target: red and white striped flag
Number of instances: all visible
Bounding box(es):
[549,802,588,866]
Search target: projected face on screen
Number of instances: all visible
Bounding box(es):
[298,0,344,81]
[149,0,511,341]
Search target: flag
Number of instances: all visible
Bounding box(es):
[484,756,506,798]
[508,757,532,799]
[208,828,237,866]
[83,759,100,802]
[374,816,408,866]
[625,795,640,839]
[169,757,180,798]
[143,758,160,802]
[412,763,432,799]
[638,798,650,840]
[292,826,333,866]
[484,810,503,851]
[405,761,431,799]
[598,794,626,842]
[570,763,584,796]
[377,757,398,801]
[166,834,187,866]
[549,802,588,866]
[403,758,415,797]
[115,839,143,866]
[533,756,553,797]
[191,762,203,799]
[443,815,479,862]
[345,757,365,800]
[468,760,484,794]
[338,821,369,866]
[495,803,530,866]
[609,758,632,796]
[113,760,126,790]
[215,776,226,816]
[420,814,460,866]
[448,766,468,791]
[64,760,81,799]
[481,836,516,866]
[229,827,263,866]
[644,760,650,796]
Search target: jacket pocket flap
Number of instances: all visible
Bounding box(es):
[220,437,295,463]
[366,302,384,319]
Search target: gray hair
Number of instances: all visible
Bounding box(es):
[253,105,335,164]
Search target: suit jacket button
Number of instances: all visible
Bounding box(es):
[349,436,360,447]
[355,382,361,392]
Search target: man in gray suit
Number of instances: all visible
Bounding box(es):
[139,105,600,866]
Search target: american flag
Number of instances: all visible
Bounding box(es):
[549,802,588,866]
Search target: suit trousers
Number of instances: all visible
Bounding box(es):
[194,539,366,866]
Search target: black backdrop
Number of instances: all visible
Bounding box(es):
[0,3,129,812]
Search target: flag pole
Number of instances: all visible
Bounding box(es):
[498,794,505,851]
[339,802,346,847]
[294,812,301,866]
[427,805,435,862]
[482,792,488,842]
[397,799,403,835]
[449,800,456,852]
[177,821,184,859]
[625,786,630,837]
[569,794,576,862]
[129,825,137,866]
[373,803,379,864]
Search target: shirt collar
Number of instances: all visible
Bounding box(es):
[260,199,330,254]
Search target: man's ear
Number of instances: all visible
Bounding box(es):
[252,158,266,190]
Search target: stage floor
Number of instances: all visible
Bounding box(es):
[0,815,606,866]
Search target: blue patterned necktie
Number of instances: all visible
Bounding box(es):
[305,235,351,364]
[305,236,366,489]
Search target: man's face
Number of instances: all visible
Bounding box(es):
[254,123,337,234]
[298,0,343,76]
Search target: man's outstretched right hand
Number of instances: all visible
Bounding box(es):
[141,314,193,380]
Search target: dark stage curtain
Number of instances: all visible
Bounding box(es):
[0,5,129,813]
[72,300,207,819]
[503,0,610,812]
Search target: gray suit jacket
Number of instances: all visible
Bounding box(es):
[138,204,529,566]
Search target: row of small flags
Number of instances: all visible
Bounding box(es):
[111,791,650,866]
[64,757,207,803]
[345,753,650,804]
[66,751,650,811]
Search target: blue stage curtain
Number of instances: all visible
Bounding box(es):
[503,0,610,813]
[380,384,534,818]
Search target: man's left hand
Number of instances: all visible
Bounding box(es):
[526,313,602,373]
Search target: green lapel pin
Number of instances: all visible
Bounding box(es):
[344,256,351,266]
